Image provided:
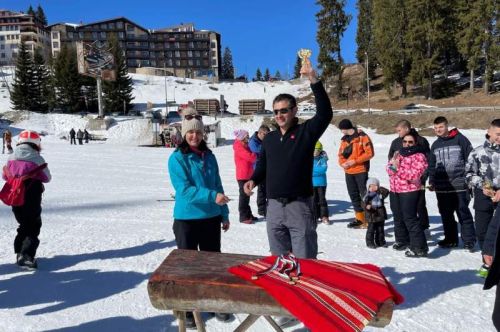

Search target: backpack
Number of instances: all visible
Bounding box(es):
[0,163,47,206]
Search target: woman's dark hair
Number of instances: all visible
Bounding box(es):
[177,139,210,153]
[18,142,40,152]
[403,132,418,142]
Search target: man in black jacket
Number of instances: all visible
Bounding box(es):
[428,116,476,250]
[244,57,333,260]
[482,204,500,331]
[388,119,431,231]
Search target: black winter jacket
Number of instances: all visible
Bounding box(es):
[362,187,389,223]
[250,81,333,199]
[483,204,500,289]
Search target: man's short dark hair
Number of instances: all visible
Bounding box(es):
[273,94,297,109]
[259,125,270,132]
[433,116,448,125]
[396,119,411,129]
[491,119,500,128]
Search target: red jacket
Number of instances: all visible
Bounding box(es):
[233,139,257,180]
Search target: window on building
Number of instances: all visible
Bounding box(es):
[127,25,134,31]
[151,60,156,66]
[163,34,169,39]
[10,43,18,49]
[210,51,216,57]
[212,59,217,65]
[189,42,194,48]
[151,34,157,39]
[92,32,97,39]
[127,34,134,39]
[79,31,84,38]
[150,42,155,48]
[174,42,180,48]
[0,45,4,49]
[140,34,148,39]
[196,42,201,48]
[93,25,99,29]
[101,24,107,29]
[118,32,124,38]
[140,43,148,48]
[96,40,101,47]
[211,42,216,48]
[167,59,173,66]
[127,42,135,47]
[174,34,179,38]
[202,51,208,57]
[175,60,180,66]
[175,51,180,57]
[0,36,3,41]
[164,42,170,48]
[127,51,135,56]
[52,41,59,48]
[195,51,200,57]
[67,32,73,39]
[140,60,149,66]
[101,32,106,38]
[150,52,155,58]
[141,51,148,56]
[109,22,115,29]
[52,32,58,39]
[188,59,193,66]
[166,51,172,57]
[187,51,192,57]
[128,59,137,66]
[116,21,123,28]
[196,59,200,66]
[1,53,4,58]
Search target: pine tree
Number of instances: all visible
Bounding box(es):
[45,56,58,111]
[275,70,282,81]
[264,68,270,81]
[11,41,34,111]
[315,0,352,97]
[355,0,377,81]
[256,68,262,81]
[35,4,48,25]
[221,47,234,79]
[27,5,35,16]
[103,34,134,113]
[373,0,410,97]
[31,47,51,112]
[54,45,84,112]
[293,55,302,79]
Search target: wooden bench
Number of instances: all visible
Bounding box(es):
[148,249,394,332]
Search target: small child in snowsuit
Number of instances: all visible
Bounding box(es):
[312,141,330,225]
[363,178,389,249]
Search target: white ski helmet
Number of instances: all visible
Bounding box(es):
[18,130,41,148]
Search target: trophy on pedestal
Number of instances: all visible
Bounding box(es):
[298,48,312,81]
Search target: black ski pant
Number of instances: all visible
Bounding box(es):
[345,172,368,213]
[474,188,497,250]
[436,191,476,245]
[366,221,386,247]
[418,189,430,229]
[257,182,267,217]
[390,191,428,252]
[13,181,44,258]
[78,138,83,145]
[313,186,329,219]
[494,283,500,331]
[70,137,76,145]
[238,180,253,222]
[173,215,222,252]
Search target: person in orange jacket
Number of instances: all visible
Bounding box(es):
[337,119,375,229]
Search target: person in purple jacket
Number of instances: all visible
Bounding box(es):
[2,130,51,269]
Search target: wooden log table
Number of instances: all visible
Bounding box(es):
[148,249,394,332]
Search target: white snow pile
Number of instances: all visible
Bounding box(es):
[106,118,153,145]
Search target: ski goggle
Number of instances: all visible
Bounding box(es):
[184,115,202,120]
[273,108,292,115]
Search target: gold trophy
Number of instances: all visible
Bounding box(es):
[298,48,312,81]
[484,180,495,199]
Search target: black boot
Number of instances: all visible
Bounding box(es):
[17,254,38,269]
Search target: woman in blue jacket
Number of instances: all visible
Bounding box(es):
[313,141,330,225]
[168,108,231,327]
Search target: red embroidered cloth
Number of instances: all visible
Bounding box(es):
[228,256,404,332]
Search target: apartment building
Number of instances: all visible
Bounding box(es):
[48,17,221,80]
[0,9,51,64]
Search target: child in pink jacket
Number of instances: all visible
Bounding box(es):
[233,130,257,224]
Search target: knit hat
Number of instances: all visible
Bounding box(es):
[182,106,197,118]
[315,141,323,150]
[338,119,354,130]
[233,129,249,141]
[181,117,204,137]
[367,178,380,189]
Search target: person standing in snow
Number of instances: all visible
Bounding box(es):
[76,129,84,145]
[168,107,231,328]
[388,120,431,233]
[83,129,90,144]
[466,119,500,277]
[248,125,270,218]
[1,130,51,269]
[337,119,375,229]
[233,129,258,224]
[3,129,13,154]
[243,56,333,260]
[387,132,428,257]
[428,116,476,250]
[69,128,76,145]
[362,178,389,249]
[312,141,330,225]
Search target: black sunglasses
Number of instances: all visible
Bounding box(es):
[184,115,202,120]
[403,140,415,144]
[273,108,292,115]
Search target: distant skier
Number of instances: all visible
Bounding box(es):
[83,129,90,144]
[3,129,13,154]
[69,128,76,145]
[1,130,51,269]
[77,129,84,145]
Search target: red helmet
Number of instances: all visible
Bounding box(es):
[19,130,41,147]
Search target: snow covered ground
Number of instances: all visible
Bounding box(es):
[0,118,496,332]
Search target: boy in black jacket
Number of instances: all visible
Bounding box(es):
[363,178,389,249]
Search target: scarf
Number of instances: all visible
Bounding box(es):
[399,145,425,157]
[363,191,382,208]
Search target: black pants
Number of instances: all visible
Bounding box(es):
[238,180,253,222]
[474,188,497,250]
[436,191,476,244]
[313,186,329,219]
[366,222,386,246]
[257,182,267,217]
[391,191,428,252]
[13,181,44,258]
[173,215,222,252]
[345,172,368,213]
[70,137,76,145]
[418,189,430,229]
[494,284,500,331]
[78,138,83,145]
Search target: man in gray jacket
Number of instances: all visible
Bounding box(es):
[428,116,476,250]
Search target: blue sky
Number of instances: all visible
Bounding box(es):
[13,0,359,79]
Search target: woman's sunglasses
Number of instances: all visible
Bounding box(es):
[403,140,415,144]
[273,108,292,115]
[184,115,202,120]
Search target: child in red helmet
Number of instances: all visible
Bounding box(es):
[1,130,51,269]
